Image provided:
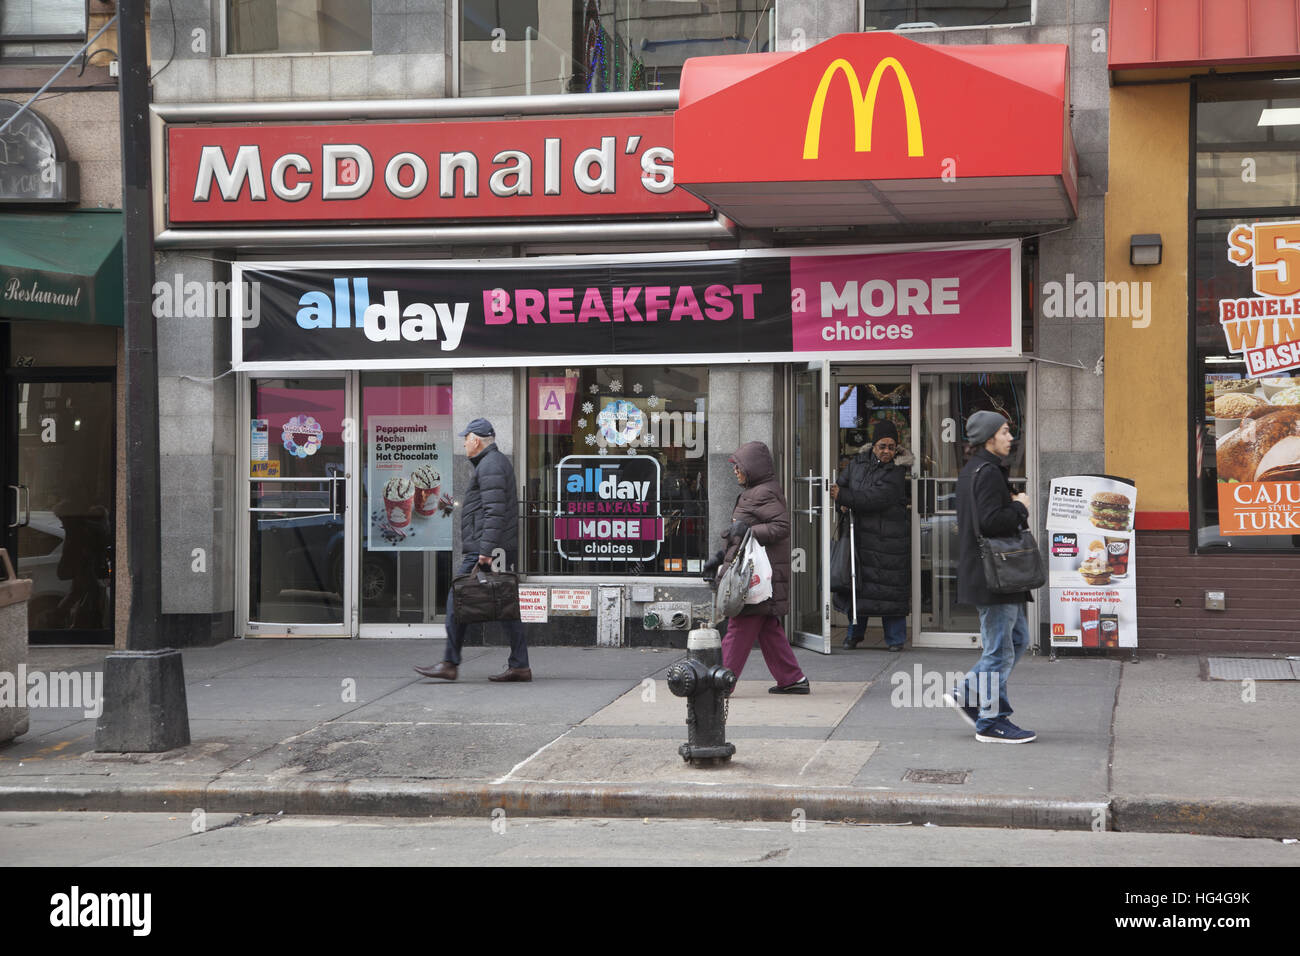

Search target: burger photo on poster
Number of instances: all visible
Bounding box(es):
[1089,492,1131,532]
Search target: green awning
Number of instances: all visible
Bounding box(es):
[0,210,123,327]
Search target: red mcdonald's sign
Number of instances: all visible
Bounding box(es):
[674,33,1077,228]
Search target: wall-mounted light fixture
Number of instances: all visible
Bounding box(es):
[1130,233,1162,266]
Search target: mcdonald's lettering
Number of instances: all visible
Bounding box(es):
[803,57,924,161]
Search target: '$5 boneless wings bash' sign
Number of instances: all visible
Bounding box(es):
[1215,220,1300,534]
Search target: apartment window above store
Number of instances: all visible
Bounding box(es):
[0,0,85,63]
[460,0,775,97]
[1192,76,1300,553]
[226,0,372,54]
[523,366,708,578]
[860,1,1032,31]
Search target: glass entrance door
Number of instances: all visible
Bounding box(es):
[913,367,1033,648]
[789,361,830,653]
[243,375,354,636]
[3,373,115,645]
[831,369,913,646]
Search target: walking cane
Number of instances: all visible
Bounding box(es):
[848,513,857,626]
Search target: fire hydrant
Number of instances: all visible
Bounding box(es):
[666,623,736,766]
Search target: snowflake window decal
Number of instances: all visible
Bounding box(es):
[632,383,643,394]
[610,378,622,392]
[576,418,587,429]
[589,383,599,394]
[584,433,597,446]
[647,395,660,408]
[581,401,594,415]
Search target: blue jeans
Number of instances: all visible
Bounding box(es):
[848,616,907,648]
[953,603,1028,733]
[443,552,529,670]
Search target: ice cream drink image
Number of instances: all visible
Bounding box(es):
[412,465,442,516]
[384,476,416,528]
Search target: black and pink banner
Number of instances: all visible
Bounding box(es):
[233,242,1018,367]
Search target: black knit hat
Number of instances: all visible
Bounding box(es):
[871,420,899,445]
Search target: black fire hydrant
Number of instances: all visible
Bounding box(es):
[666,624,736,766]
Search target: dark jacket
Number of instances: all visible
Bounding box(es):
[460,442,518,556]
[956,447,1030,606]
[836,453,909,617]
[721,441,791,617]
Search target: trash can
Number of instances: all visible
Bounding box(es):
[0,548,31,743]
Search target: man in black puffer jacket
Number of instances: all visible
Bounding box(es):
[832,420,909,651]
[414,418,530,683]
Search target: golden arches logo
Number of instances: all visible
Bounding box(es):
[802,57,924,160]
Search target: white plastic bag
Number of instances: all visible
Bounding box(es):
[743,534,773,604]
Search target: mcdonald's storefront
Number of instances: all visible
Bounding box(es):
[154,30,1087,653]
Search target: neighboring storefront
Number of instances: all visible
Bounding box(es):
[1108,2,1300,654]
[1,58,125,648]
[148,2,1109,652]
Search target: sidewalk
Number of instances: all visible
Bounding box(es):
[1,638,1297,838]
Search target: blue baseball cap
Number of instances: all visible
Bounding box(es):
[457,418,495,438]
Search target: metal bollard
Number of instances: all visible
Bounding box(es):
[666,623,737,766]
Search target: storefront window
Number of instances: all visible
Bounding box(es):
[1194,77,1300,551]
[359,371,454,626]
[860,2,1032,31]
[1,0,84,61]
[460,0,775,97]
[524,365,708,576]
[226,0,372,55]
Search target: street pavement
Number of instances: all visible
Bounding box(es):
[1,637,1297,839]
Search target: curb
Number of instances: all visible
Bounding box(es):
[0,780,1103,830]
[1110,796,1300,840]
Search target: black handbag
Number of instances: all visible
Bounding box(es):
[452,567,521,624]
[977,528,1047,594]
[830,511,854,596]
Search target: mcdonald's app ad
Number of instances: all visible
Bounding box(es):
[789,248,1013,353]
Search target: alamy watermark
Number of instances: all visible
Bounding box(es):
[889,664,998,710]
[151,273,261,327]
[1041,273,1152,329]
[0,667,102,718]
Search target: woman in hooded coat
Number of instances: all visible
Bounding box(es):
[707,440,809,694]
[831,420,910,650]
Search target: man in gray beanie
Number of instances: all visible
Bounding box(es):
[944,411,1037,743]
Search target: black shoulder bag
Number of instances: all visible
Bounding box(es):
[973,464,1046,593]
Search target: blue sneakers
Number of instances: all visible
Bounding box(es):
[975,718,1037,744]
[942,691,980,729]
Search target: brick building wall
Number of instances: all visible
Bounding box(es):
[1136,531,1300,654]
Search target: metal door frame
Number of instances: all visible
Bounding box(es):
[911,362,1037,649]
[2,366,117,646]
[237,370,359,638]
[787,360,831,653]
[829,365,913,645]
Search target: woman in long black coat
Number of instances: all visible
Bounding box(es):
[831,420,910,651]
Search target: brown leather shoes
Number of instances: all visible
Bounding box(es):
[413,662,458,681]
[488,667,532,683]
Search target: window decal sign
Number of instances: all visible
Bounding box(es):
[367,414,454,551]
[233,241,1020,369]
[1215,221,1300,535]
[281,414,323,457]
[554,455,661,563]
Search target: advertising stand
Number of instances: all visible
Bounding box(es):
[1045,475,1138,659]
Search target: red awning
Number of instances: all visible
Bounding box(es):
[673,33,1077,229]
[1110,0,1300,71]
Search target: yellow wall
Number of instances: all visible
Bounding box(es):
[1105,84,1190,513]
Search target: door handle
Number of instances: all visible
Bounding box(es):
[7,485,29,529]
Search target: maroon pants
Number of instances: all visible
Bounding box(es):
[722,614,805,688]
